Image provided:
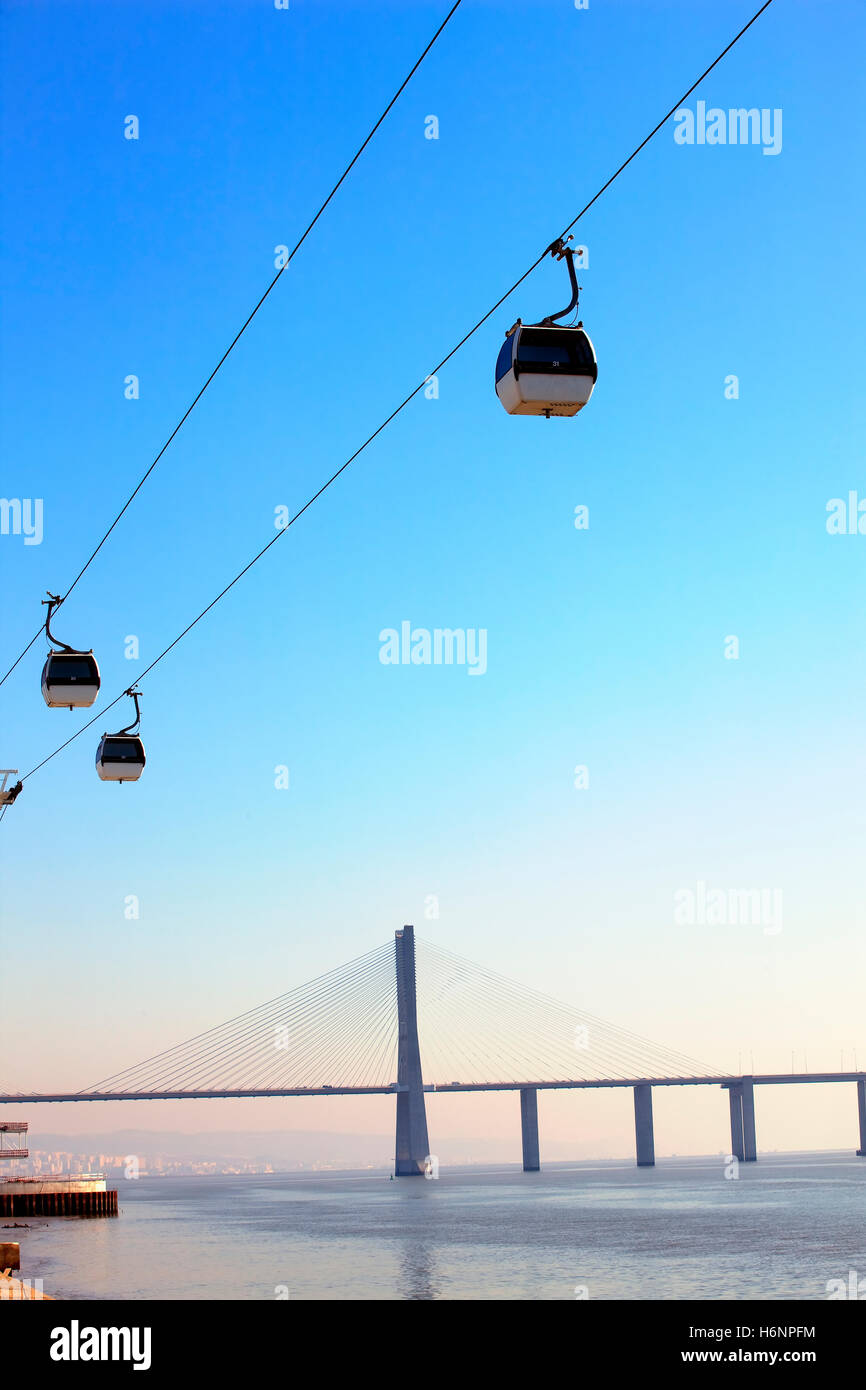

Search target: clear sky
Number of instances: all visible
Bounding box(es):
[1,0,864,1160]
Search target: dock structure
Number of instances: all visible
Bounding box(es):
[0,1120,116,1216]
[0,1176,117,1217]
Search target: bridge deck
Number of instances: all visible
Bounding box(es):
[1,1073,863,1103]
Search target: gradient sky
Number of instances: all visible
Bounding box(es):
[1,0,864,1160]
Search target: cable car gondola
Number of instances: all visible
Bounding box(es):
[40,592,101,709]
[96,688,146,783]
[495,236,597,418]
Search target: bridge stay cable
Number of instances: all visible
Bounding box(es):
[419,939,717,1075]
[129,949,392,1092]
[83,941,396,1094]
[139,952,394,1093]
[415,939,719,1083]
[65,933,717,1098]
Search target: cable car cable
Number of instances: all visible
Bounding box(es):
[0,0,465,694]
[8,0,777,798]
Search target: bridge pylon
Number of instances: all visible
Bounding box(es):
[394,925,430,1176]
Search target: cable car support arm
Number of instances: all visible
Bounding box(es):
[41,593,75,653]
[115,688,143,736]
[540,237,581,326]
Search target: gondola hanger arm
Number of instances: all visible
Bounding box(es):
[42,593,74,653]
[540,236,581,326]
[115,688,143,736]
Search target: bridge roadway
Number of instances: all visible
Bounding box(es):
[3,1073,865,1171]
[1,1071,863,1101]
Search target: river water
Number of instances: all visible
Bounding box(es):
[13,1151,865,1301]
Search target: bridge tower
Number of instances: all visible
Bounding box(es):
[394,925,430,1176]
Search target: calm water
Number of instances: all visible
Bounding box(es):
[14,1152,866,1301]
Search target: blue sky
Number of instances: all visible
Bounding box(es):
[1,0,864,1155]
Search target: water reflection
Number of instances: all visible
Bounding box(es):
[399,1240,439,1300]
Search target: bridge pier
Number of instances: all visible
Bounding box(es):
[728,1086,744,1161]
[741,1077,757,1161]
[727,1079,757,1162]
[519,1087,540,1171]
[633,1084,655,1167]
[394,926,430,1176]
[857,1079,866,1157]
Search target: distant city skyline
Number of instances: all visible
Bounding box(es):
[7,1134,855,1182]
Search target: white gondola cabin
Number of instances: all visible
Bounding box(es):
[95,734,146,782]
[40,592,101,709]
[96,688,145,782]
[41,650,101,709]
[495,323,597,417]
[494,235,597,418]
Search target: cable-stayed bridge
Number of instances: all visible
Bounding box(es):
[2,928,865,1174]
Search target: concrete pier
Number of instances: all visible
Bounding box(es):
[727,1081,757,1162]
[519,1087,540,1171]
[633,1083,655,1166]
[729,1086,744,1161]
[741,1077,757,1161]
[857,1079,866,1157]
